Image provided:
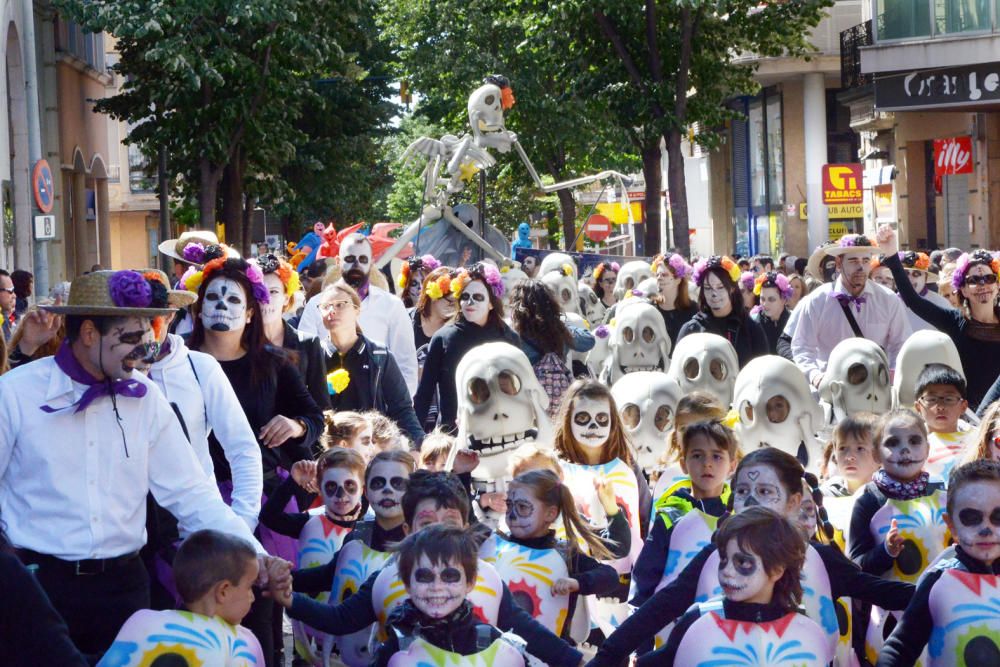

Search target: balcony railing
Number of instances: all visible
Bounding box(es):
[876,0,998,42]
[841,20,873,89]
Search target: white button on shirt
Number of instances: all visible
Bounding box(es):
[0,356,263,560]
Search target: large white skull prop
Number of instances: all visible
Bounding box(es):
[468,81,512,152]
[455,342,551,482]
[587,324,612,375]
[501,267,529,308]
[541,268,580,315]
[892,330,965,409]
[602,301,671,384]
[635,277,660,299]
[733,356,824,469]
[614,261,653,300]
[668,333,740,408]
[611,371,683,473]
[539,253,578,279]
[579,283,606,324]
[818,338,891,423]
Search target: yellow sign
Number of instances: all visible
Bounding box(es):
[595,202,642,225]
[799,203,863,220]
[828,223,849,241]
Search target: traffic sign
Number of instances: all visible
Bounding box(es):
[32,160,54,214]
[585,214,611,243]
[822,163,863,205]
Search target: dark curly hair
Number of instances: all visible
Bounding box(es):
[508,280,572,355]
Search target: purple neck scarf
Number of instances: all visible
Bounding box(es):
[41,340,148,414]
[873,468,930,501]
[830,291,867,313]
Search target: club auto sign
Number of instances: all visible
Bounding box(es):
[875,63,1000,110]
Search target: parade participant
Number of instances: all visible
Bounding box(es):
[413,262,521,433]
[323,410,374,458]
[366,410,408,451]
[877,460,1000,666]
[495,469,619,641]
[369,525,526,666]
[587,447,915,666]
[738,271,756,311]
[787,272,809,310]
[896,251,954,332]
[878,225,1000,408]
[820,414,880,498]
[254,254,330,413]
[749,271,792,354]
[410,267,456,354]
[5,306,62,370]
[792,233,911,390]
[0,269,267,658]
[397,254,441,309]
[914,364,972,480]
[649,508,831,667]
[964,402,1000,464]
[870,255,896,291]
[99,530,266,667]
[938,262,960,308]
[319,281,424,446]
[652,392,728,498]
[0,269,18,341]
[419,429,455,471]
[593,261,619,310]
[298,232,418,394]
[650,253,697,346]
[677,255,768,369]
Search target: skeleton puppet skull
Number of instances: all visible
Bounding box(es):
[579,283,606,324]
[455,342,551,482]
[468,77,514,152]
[539,253,578,280]
[541,268,581,315]
[668,333,740,408]
[892,330,965,409]
[611,371,683,473]
[733,355,824,469]
[818,338,892,423]
[614,261,653,301]
[603,301,672,384]
[201,277,250,332]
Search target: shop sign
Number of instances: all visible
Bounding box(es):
[822,164,863,204]
[799,203,863,220]
[873,184,894,220]
[875,63,1000,110]
[933,136,973,177]
[828,223,849,241]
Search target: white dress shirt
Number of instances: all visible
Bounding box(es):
[791,277,913,385]
[146,334,263,529]
[298,284,418,394]
[903,289,953,333]
[0,356,264,560]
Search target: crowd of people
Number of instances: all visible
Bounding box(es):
[1,221,999,667]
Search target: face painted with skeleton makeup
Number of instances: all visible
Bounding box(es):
[718,538,782,604]
[946,481,1000,566]
[732,464,799,519]
[408,554,474,619]
[260,273,287,327]
[95,317,158,379]
[339,237,372,290]
[201,277,250,332]
[366,461,409,521]
[409,498,467,532]
[571,396,612,452]
[505,484,557,540]
[878,418,929,482]
[459,279,491,326]
[320,467,362,518]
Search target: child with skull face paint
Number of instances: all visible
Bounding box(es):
[878,460,1000,667]
[649,507,832,667]
[588,448,916,666]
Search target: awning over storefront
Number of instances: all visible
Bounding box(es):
[864,165,896,187]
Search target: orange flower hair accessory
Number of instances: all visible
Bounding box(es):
[425,274,452,301]
[451,270,472,300]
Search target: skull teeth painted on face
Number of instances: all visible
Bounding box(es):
[878,419,929,481]
[321,468,362,518]
[606,302,671,383]
[366,461,409,520]
[949,482,1000,564]
[819,338,891,423]
[571,396,613,452]
[611,371,682,473]
[732,464,790,516]
[409,555,470,619]
[668,333,739,407]
[578,283,606,323]
[99,317,158,379]
[201,277,249,332]
[718,538,770,603]
[460,280,492,325]
[505,485,550,539]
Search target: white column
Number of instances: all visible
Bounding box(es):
[22,0,48,296]
[803,73,829,250]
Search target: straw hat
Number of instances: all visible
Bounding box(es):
[824,234,879,257]
[42,270,176,317]
[157,230,240,265]
[806,242,837,283]
[139,268,198,308]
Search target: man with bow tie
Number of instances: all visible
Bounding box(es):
[791,233,912,389]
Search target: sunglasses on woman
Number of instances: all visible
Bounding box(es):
[964,274,998,287]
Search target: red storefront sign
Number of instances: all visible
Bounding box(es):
[933,136,973,177]
[822,164,863,204]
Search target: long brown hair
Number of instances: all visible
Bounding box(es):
[554,380,635,467]
[509,280,573,355]
[416,267,455,318]
[966,402,1000,464]
[697,266,744,318]
[651,253,692,310]
[510,470,614,560]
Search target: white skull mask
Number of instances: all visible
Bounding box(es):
[892,330,965,409]
[614,261,653,300]
[501,267,529,307]
[611,371,683,473]
[201,277,250,332]
[455,342,551,481]
[541,269,580,315]
[668,333,739,407]
[604,302,672,384]
[733,356,823,468]
[819,338,891,422]
[468,81,512,151]
[579,283,606,324]
[538,253,578,279]
[634,277,660,299]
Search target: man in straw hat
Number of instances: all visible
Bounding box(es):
[790,233,912,388]
[0,270,283,657]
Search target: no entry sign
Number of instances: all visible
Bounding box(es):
[32,159,54,214]
[585,214,611,243]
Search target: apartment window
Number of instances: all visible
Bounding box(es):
[936,0,992,34]
[127,137,155,194]
[56,17,106,73]
[877,0,995,40]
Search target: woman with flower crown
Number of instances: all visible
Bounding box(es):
[650,253,698,347]
[676,255,768,368]
[749,271,793,354]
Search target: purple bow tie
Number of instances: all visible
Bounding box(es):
[41,340,148,414]
[830,291,866,313]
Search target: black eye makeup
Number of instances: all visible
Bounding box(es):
[505,499,535,518]
[323,480,359,497]
[413,567,463,584]
[957,507,1000,528]
[573,412,610,426]
[368,476,408,492]
[733,552,758,576]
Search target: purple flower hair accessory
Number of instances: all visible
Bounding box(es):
[479,262,505,298]
[108,270,153,308]
[181,242,206,264]
[772,273,794,301]
[667,254,690,279]
[420,254,441,271]
[594,324,610,339]
[739,271,755,291]
[838,234,874,249]
[611,262,621,272]
[244,262,270,304]
[952,250,997,292]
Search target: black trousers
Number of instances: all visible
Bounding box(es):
[32,555,150,660]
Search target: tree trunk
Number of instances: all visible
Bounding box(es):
[199,160,219,228]
[557,189,577,251]
[219,154,244,251]
[641,144,662,256]
[241,198,253,258]
[665,128,690,257]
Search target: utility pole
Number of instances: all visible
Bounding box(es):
[23,0,48,295]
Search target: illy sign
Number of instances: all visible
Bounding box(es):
[933,137,973,177]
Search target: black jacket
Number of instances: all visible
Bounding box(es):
[751,308,790,355]
[372,600,508,666]
[281,320,331,415]
[676,310,768,368]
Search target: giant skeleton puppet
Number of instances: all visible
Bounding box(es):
[610,371,683,476]
[668,332,740,408]
[818,338,892,425]
[379,76,632,268]
[613,261,653,301]
[600,300,671,384]
[451,342,552,526]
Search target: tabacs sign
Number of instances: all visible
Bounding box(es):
[822,164,863,205]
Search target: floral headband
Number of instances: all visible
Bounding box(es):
[739,271,755,291]
[398,254,442,290]
[424,272,453,300]
[838,234,875,249]
[898,251,931,272]
[752,271,793,301]
[593,261,620,281]
[869,255,885,270]
[691,255,741,287]
[451,262,504,300]
[108,271,171,310]
[254,254,300,298]
[651,253,690,280]
[182,249,269,304]
[952,250,1000,292]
